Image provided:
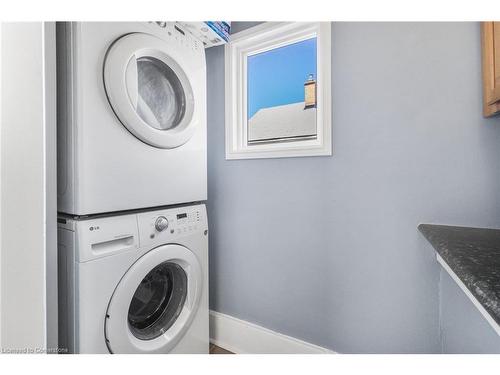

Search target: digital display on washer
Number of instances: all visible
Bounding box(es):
[177,213,187,220]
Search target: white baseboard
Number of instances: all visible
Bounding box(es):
[209,310,335,354]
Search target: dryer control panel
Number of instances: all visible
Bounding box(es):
[145,21,203,54]
[137,204,207,247]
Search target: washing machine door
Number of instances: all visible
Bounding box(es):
[105,244,202,353]
[104,33,196,149]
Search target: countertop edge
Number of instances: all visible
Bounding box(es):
[436,253,500,336]
[418,223,500,336]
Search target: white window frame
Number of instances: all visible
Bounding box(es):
[225,22,332,160]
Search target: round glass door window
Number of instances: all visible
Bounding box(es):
[128,261,187,340]
[103,33,197,149]
[132,57,186,131]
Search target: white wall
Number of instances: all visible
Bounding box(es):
[0,22,57,353]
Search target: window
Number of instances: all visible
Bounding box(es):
[225,22,332,159]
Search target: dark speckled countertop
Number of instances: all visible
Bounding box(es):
[418,224,500,326]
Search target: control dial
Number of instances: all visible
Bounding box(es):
[155,216,169,232]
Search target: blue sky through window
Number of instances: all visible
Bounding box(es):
[247,37,317,119]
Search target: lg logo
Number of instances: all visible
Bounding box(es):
[89,226,100,231]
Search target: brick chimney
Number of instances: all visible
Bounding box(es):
[304,73,317,109]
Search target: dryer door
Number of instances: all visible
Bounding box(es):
[104,33,196,149]
[105,244,202,353]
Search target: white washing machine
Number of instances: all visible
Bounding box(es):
[57,22,207,216]
[57,203,209,353]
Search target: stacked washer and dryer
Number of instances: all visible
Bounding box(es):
[56,22,208,353]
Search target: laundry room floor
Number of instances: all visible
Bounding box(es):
[209,344,233,354]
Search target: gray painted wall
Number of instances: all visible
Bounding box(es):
[206,22,500,353]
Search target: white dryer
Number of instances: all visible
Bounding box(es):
[57,204,209,353]
[57,22,207,215]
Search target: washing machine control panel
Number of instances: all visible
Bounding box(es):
[154,216,169,232]
[137,204,207,246]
